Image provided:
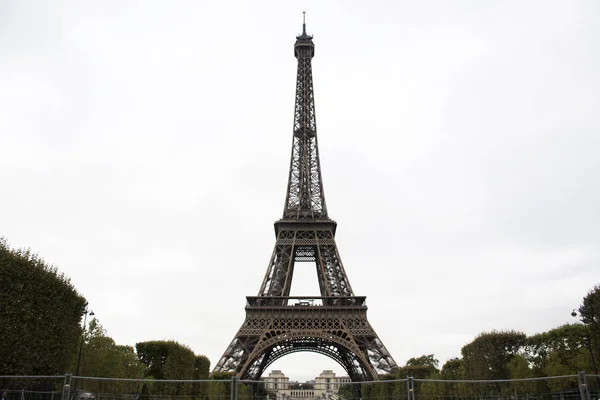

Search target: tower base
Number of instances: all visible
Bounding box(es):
[213,296,397,381]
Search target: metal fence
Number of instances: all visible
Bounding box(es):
[0,376,67,400]
[0,374,598,400]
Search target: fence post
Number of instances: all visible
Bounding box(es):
[62,374,72,400]
[583,373,592,400]
[577,372,590,400]
[407,377,414,400]
[230,376,238,400]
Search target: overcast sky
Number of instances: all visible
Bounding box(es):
[1,0,599,382]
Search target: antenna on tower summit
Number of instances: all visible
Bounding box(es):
[302,11,306,35]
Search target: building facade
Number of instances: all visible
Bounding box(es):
[262,370,351,400]
[264,370,291,392]
[315,370,351,395]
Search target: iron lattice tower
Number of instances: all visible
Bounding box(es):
[213,21,398,381]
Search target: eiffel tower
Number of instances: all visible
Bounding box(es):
[213,19,398,382]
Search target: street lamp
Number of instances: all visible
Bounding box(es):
[571,309,599,376]
[75,305,95,379]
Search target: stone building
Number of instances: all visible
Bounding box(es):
[314,370,351,397]
[263,370,290,392]
[262,370,351,400]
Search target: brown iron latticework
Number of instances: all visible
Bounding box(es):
[213,20,398,382]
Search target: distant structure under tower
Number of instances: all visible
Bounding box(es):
[261,370,351,400]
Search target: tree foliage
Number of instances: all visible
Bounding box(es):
[360,374,402,400]
[396,354,440,379]
[136,340,199,380]
[526,323,590,376]
[193,355,211,380]
[506,354,533,379]
[441,357,464,380]
[579,284,600,372]
[0,237,86,375]
[338,384,359,400]
[461,330,527,380]
[73,317,145,378]
[207,371,234,400]
[406,354,439,369]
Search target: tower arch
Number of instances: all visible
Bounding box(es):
[241,331,374,381]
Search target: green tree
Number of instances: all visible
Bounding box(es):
[238,383,253,400]
[193,355,211,380]
[578,284,600,374]
[359,374,398,400]
[461,330,526,380]
[208,372,234,400]
[406,354,439,369]
[0,238,86,375]
[397,365,437,379]
[338,384,359,400]
[136,340,197,380]
[73,317,145,379]
[440,358,467,398]
[396,354,440,379]
[192,355,211,400]
[526,323,590,376]
[507,354,533,379]
[440,357,464,380]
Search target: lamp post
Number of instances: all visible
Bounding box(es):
[571,309,599,376]
[75,305,95,380]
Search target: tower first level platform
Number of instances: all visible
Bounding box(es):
[215,297,396,381]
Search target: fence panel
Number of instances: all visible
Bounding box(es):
[411,375,582,400]
[71,377,230,400]
[0,375,67,400]
[2,374,597,400]
[583,374,599,400]
[238,378,409,400]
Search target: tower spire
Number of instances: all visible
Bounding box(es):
[296,11,313,41]
[302,11,306,36]
[286,13,322,220]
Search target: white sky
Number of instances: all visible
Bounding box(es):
[1,0,599,383]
